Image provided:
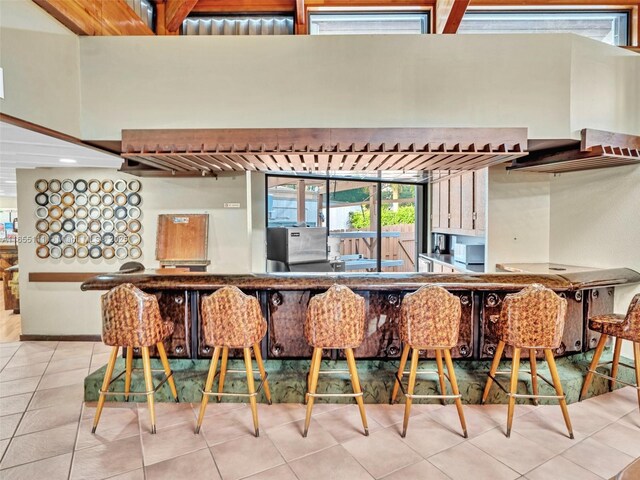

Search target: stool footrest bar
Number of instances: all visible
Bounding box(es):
[588,369,639,390]
[487,371,566,400]
[306,392,364,398]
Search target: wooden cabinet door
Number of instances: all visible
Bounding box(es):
[439,180,450,230]
[449,176,462,230]
[474,168,487,234]
[431,182,440,229]
[461,172,475,231]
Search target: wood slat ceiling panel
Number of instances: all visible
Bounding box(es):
[120,128,528,176]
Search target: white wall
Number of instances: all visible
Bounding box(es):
[549,164,640,357]
[78,34,575,140]
[569,36,640,136]
[485,166,551,272]
[16,167,253,335]
[0,0,81,137]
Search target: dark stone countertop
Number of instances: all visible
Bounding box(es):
[81,268,640,292]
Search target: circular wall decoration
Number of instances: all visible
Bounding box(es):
[114,179,127,193]
[61,192,75,206]
[36,233,49,245]
[101,179,114,193]
[49,193,62,206]
[49,179,61,193]
[61,179,74,192]
[74,179,88,192]
[35,178,143,260]
[128,179,141,192]
[35,193,48,206]
[88,179,101,193]
[76,206,88,219]
[35,179,49,192]
[36,219,49,233]
[36,206,48,219]
[49,232,63,246]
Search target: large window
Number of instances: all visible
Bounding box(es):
[309,12,430,35]
[266,176,420,273]
[458,10,630,46]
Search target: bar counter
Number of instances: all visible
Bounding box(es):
[81,268,640,361]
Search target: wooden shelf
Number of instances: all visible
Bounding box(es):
[29,272,104,283]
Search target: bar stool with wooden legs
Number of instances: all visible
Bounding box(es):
[93,283,179,434]
[580,293,640,407]
[195,286,271,436]
[391,285,467,438]
[481,284,574,439]
[303,284,368,438]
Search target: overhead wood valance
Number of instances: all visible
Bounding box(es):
[509,129,640,174]
[120,127,528,179]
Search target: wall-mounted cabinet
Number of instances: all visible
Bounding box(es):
[431,169,486,236]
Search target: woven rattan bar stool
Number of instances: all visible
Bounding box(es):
[93,283,179,435]
[391,285,467,438]
[303,284,369,438]
[195,286,271,437]
[580,293,640,407]
[481,284,573,439]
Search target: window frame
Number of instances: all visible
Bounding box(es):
[265,173,425,273]
[459,7,632,47]
[306,6,433,36]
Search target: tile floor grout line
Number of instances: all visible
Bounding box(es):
[0,342,73,470]
[67,387,86,480]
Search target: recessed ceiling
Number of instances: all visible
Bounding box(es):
[0,121,122,197]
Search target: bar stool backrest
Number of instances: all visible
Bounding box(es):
[201,286,267,348]
[101,283,172,347]
[400,285,461,348]
[499,284,567,349]
[305,284,366,348]
[621,293,640,341]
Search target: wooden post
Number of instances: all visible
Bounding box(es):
[297,180,306,225]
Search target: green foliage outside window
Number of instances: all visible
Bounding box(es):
[349,204,415,229]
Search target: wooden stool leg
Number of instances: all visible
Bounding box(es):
[195,347,220,434]
[444,348,468,438]
[124,347,133,402]
[391,344,410,404]
[305,348,320,406]
[435,349,448,406]
[634,342,640,409]
[141,347,157,434]
[244,347,260,437]
[580,334,608,401]
[217,347,229,402]
[92,346,119,433]
[529,349,539,406]
[303,347,322,437]
[254,343,272,405]
[545,349,574,439]
[401,348,419,438]
[345,348,368,436]
[610,338,622,392]
[157,342,178,402]
[506,347,521,438]
[482,340,505,404]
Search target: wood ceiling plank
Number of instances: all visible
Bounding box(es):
[191,155,225,171]
[151,154,194,171]
[165,0,198,32]
[316,154,331,172]
[125,155,177,172]
[192,0,296,13]
[436,0,470,34]
[34,0,154,35]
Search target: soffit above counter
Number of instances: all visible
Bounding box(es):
[119,127,528,182]
[509,129,640,174]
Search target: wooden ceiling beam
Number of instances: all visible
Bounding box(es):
[436,0,470,34]
[32,0,153,35]
[165,0,198,32]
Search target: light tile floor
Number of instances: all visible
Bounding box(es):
[0,341,638,480]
